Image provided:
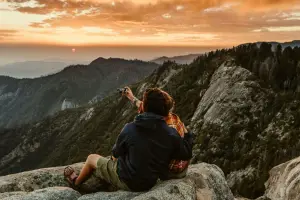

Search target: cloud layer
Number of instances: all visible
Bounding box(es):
[1,0,300,45]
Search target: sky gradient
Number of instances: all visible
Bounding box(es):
[1,0,300,46]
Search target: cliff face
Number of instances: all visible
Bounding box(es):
[264,156,300,200]
[1,44,300,198]
[61,99,78,110]
[189,61,273,197]
[0,58,158,128]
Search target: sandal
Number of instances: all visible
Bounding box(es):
[64,166,78,189]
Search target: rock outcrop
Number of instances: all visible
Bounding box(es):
[61,99,78,110]
[0,187,81,200]
[264,156,300,200]
[0,163,234,200]
[189,61,273,197]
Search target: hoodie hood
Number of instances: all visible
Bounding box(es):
[134,112,165,130]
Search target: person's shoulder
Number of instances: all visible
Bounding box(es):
[164,125,180,138]
[121,122,136,133]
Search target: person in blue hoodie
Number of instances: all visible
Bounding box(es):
[64,88,193,192]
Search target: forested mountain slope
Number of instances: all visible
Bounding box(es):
[1,43,300,198]
[151,54,202,65]
[241,40,300,50]
[0,58,158,128]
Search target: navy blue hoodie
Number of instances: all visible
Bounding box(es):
[112,112,193,192]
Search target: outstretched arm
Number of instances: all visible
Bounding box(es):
[123,87,142,109]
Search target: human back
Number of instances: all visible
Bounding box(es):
[117,113,182,191]
[132,88,190,175]
[113,88,193,191]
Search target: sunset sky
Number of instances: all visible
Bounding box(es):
[1,0,300,46]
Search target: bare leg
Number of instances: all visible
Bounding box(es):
[75,154,101,186]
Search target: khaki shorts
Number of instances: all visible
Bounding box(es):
[95,157,129,191]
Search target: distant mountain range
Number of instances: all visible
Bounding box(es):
[0,61,68,79]
[151,41,300,66]
[0,58,158,128]
[151,54,202,65]
[0,54,202,78]
[0,60,90,79]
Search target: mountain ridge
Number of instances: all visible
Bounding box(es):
[0,58,154,80]
[151,54,202,65]
[0,57,158,128]
[240,40,300,49]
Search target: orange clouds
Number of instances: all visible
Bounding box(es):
[1,0,300,46]
[243,0,300,10]
[0,29,18,40]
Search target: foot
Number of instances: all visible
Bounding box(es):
[64,166,78,188]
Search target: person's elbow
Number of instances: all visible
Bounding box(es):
[174,143,193,160]
[187,148,193,160]
[181,146,193,160]
[112,144,119,158]
[180,133,194,160]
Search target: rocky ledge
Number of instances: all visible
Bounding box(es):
[1,157,300,200]
[0,163,234,200]
[239,156,300,200]
[264,156,300,200]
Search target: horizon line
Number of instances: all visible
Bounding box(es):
[1,39,298,48]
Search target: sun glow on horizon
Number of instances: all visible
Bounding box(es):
[1,0,300,46]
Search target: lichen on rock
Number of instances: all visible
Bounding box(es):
[0,163,234,200]
[2,187,81,200]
